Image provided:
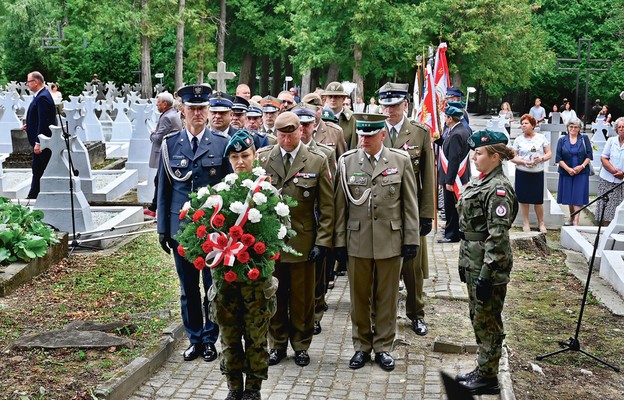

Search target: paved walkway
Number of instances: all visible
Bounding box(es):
[127,231,502,400]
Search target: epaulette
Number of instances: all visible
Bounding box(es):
[388,147,410,158]
[163,130,181,140]
[409,119,430,132]
[326,121,343,132]
[257,144,274,153]
[315,142,333,152]
[308,147,328,159]
[340,148,358,158]
[212,130,229,139]
[342,108,353,120]
[255,130,267,137]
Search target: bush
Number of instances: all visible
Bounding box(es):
[0,197,59,265]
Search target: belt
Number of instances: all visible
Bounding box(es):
[459,231,488,241]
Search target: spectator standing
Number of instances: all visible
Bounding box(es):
[560,102,578,125]
[528,98,546,125]
[596,117,624,223]
[498,102,514,135]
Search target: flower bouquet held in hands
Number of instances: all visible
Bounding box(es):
[175,166,299,288]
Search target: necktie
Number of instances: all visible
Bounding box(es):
[267,129,273,135]
[390,127,398,146]
[369,155,377,168]
[192,137,198,153]
[284,153,292,173]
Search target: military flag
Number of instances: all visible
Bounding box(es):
[417,64,438,137]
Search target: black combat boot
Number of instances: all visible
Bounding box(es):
[459,369,500,395]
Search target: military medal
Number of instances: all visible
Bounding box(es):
[210,168,217,176]
[180,159,188,167]
[174,169,182,178]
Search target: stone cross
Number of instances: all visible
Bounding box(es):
[84,82,94,93]
[63,96,83,112]
[62,108,86,142]
[18,82,28,96]
[121,84,132,99]
[208,61,236,92]
[38,126,71,177]
[127,91,140,104]
[591,120,615,140]
[132,83,142,93]
[540,113,569,169]
[154,83,165,95]
[6,81,19,94]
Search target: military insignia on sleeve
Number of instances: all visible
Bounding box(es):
[496,188,506,197]
[495,205,508,217]
[382,168,398,176]
[180,159,188,167]
[210,168,217,176]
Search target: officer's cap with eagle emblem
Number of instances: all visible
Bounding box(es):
[177,84,213,106]
[322,81,348,97]
[377,82,409,106]
[302,93,323,107]
[247,101,263,117]
[209,92,235,112]
[260,96,282,113]
[467,130,508,149]
[293,104,317,124]
[232,96,250,114]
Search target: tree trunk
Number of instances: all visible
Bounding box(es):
[197,17,206,83]
[174,0,185,91]
[311,68,321,92]
[239,53,253,85]
[249,56,257,95]
[140,0,152,99]
[325,63,339,87]
[217,0,226,62]
[301,69,311,97]
[271,57,281,95]
[260,56,270,96]
[352,44,363,103]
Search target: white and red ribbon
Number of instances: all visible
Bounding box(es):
[205,232,245,268]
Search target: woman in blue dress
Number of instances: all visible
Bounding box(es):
[556,117,593,225]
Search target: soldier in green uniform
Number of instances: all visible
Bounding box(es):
[215,130,278,400]
[334,113,420,372]
[322,81,357,149]
[455,130,518,396]
[379,82,435,336]
[257,112,334,368]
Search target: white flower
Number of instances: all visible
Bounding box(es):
[213,182,231,192]
[202,195,221,209]
[275,202,290,217]
[182,201,191,211]
[229,201,246,213]
[253,166,266,176]
[197,186,210,199]
[248,208,262,223]
[260,181,273,191]
[252,192,267,205]
[242,179,255,189]
[277,224,287,239]
[224,173,238,184]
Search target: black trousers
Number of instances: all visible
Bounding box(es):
[28,149,51,199]
[443,188,460,241]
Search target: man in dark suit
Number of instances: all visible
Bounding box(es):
[24,71,57,199]
[157,84,232,362]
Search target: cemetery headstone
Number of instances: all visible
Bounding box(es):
[0,92,22,153]
[110,98,133,142]
[82,96,104,142]
[208,61,236,92]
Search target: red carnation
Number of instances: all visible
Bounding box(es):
[213,214,225,227]
[241,233,256,246]
[224,270,237,282]
[229,226,244,240]
[196,225,207,238]
[269,252,280,261]
[201,240,213,253]
[177,245,186,257]
[192,209,205,222]
[237,251,251,264]
[179,209,188,220]
[253,242,266,254]
[217,235,229,247]
[247,268,260,280]
[193,257,205,271]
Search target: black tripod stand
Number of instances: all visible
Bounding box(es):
[57,111,99,257]
[536,180,621,372]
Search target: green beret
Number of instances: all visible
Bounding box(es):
[353,113,388,136]
[444,105,464,118]
[224,129,256,156]
[467,130,509,149]
[446,100,466,109]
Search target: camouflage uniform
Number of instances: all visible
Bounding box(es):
[211,277,277,392]
[457,164,518,378]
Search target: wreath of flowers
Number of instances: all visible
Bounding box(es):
[175,165,299,287]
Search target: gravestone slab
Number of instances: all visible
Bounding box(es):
[126,102,152,180]
[110,98,133,141]
[12,329,136,350]
[592,120,615,140]
[62,108,86,142]
[0,92,22,153]
[208,61,236,92]
[82,96,104,141]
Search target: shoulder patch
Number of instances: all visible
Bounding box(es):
[496,187,507,197]
[342,148,358,157]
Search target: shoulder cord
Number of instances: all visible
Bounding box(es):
[161,136,193,182]
[339,156,371,206]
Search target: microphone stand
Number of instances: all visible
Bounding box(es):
[535,177,622,372]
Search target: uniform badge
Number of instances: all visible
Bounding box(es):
[233,142,242,151]
[180,159,188,167]
[174,169,182,178]
[496,188,506,197]
[349,176,356,183]
[210,168,217,176]
[354,187,361,196]
[293,178,299,184]
[382,168,398,176]
[496,205,508,217]
[303,191,310,198]
[389,186,396,194]
[261,157,267,162]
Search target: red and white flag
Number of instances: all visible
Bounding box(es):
[417,64,438,137]
[433,42,450,108]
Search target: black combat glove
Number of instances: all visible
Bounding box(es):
[308,245,328,262]
[458,266,467,283]
[420,218,432,237]
[334,247,348,265]
[476,277,493,302]
[159,234,172,254]
[401,244,419,261]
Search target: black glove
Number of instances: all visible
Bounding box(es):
[458,266,467,283]
[401,244,419,261]
[334,247,348,265]
[159,234,172,254]
[476,277,493,302]
[419,218,432,237]
[308,245,328,262]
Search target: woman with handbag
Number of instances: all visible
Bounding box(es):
[555,117,593,226]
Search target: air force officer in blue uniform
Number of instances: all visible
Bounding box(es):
[157,84,232,362]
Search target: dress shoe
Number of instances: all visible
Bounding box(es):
[459,370,500,395]
[225,390,243,400]
[183,343,202,361]
[143,208,156,218]
[202,343,218,362]
[412,318,428,336]
[241,390,261,400]
[455,367,479,382]
[323,303,329,311]
[335,270,346,276]
[349,351,370,369]
[374,352,395,371]
[268,349,287,366]
[294,350,310,366]
[313,321,322,335]
[437,238,459,243]
[327,280,335,289]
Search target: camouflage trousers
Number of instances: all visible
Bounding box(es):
[211,278,277,391]
[466,273,507,378]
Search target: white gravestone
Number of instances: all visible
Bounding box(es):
[82,96,103,141]
[126,102,154,202]
[62,108,87,142]
[0,92,22,153]
[110,98,133,142]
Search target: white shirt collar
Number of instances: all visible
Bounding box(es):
[387,117,405,133]
[280,141,302,160]
[186,129,205,144]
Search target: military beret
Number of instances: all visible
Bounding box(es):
[446,87,464,98]
[320,108,338,123]
[468,130,508,149]
[232,96,250,113]
[444,105,464,118]
[209,92,235,112]
[260,96,282,113]
[177,84,213,106]
[354,113,388,136]
[247,101,263,117]
[322,81,348,96]
[292,105,316,123]
[274,111,300,133]
[302,93,322,107]
[446,100,466,109]
[378,82,409,106]
[224,129,256,156]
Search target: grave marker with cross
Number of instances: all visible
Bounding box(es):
[208,61,236,92]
